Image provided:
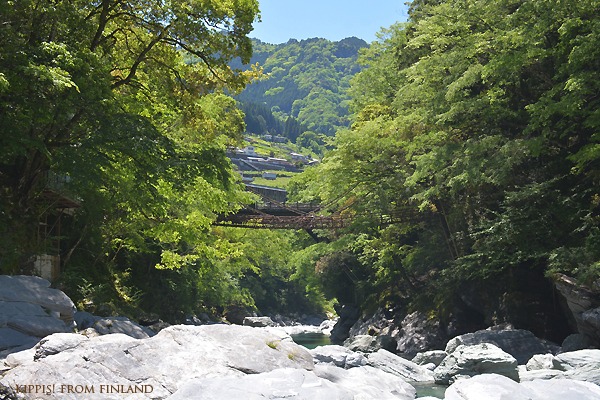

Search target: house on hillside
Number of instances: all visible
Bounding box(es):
[243,146,257,156]
[290,152,309,163]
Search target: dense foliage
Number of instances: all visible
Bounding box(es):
[0,0,328,319]
[234,37,368,136]
[292,0,600,326]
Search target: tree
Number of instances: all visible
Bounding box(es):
[0,0,259,273]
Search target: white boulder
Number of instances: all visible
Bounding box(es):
[367,349,435,382]
[433,343,519,385]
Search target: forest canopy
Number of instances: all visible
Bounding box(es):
[291,0,600,323]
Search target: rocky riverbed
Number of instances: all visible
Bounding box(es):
[1,275,600,399]
[2,324,600,399]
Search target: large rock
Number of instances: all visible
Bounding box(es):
[313,365,417,399]
[348,307,394,337]
[167,369,350,400]
[445,328,558,364]
[0,275,76,357]
[366,349,434,382]
[554,273,600,346]
[92,316,155,339]
[522,378,600,399]
[434,343,519,385]
[310,345,367,369]
[0,328,39,356]
[243,316,276,327]
[344,334,396,353]
[525,353,555,371]
[412,350,448,367]
[582,307,600,332]
[169,366,417,400]
[0,275,75,317]
[330,304,360,344]
[444,374,528,400]
[0,325,314,399]
[561,333,596,352]
[553,349,600,384]
[33,332,87,360]
[518,368,565,381]
[444,373,600,400]
[553,349,600,371]
[395,311,447,359]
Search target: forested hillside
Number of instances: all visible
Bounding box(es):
[234,37,368,136]
[290,0,600,342]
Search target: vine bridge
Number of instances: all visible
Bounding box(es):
[214,184,416,230]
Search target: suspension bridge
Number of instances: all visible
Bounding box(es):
[214,184,417,230]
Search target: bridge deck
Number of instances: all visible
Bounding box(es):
[215,214,348,230]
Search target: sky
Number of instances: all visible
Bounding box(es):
[251,0,410,44]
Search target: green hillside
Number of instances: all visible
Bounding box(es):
[234,37,368,137]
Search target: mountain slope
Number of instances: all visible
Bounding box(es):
[234,37,368,136]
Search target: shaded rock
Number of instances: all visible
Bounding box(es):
[253,317,275,328]
[445,373,600,400]
[0,275,76,356]
[0,325,315,399]
[310,345,367,368]
[344,334,396,353]
[395,311,447,359]
[525,353,555,371]
[92,316,155,338]
[0,275,75,317]
[0,328,39,356]
[412,350,448,367]
[366,349,434,382]
[224,306,254,325]
[330,304,360,344]
[582,306,600,331]
[73,311,98,330]
[445,328,558,364]
[6,314,70,338]
[434,343,519,385]
[243,316,276,327]
[349,307,394,337]
[148,320,171,333]
[561,333,596,352]
[554,274,600,346]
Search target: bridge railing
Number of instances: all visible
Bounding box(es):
[251,201,320,214]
